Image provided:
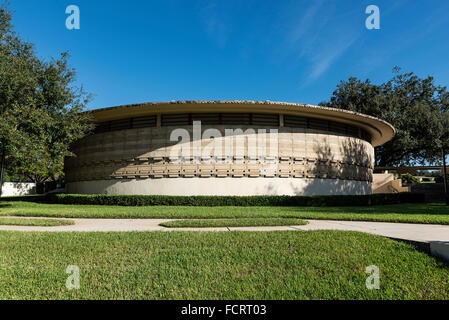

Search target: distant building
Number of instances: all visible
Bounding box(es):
[64,101,394,195]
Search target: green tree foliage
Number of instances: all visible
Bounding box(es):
[320,67,449,166]
[400,173,419,185]
[0,2,93,185]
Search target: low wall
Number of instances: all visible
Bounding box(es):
[411,183,446,202]
[66,178,372,196]
[0,182,37,197]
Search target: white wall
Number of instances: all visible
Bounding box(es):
[1,182,36,197]
[66,178,371,196]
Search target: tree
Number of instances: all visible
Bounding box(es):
[0,2,93,194]
[320,68,449,167]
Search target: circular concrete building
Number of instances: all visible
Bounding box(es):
[64,101,394,196]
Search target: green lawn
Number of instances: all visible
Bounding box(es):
[0,230,447,299]
[1,201,448,224]
[160,218,308,228]
[0,217,74,227]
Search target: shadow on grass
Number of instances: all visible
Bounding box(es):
[388,237,449,267]
[278,203,449,216]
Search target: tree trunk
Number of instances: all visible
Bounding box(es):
[0,146,5,197]
[442,148,449,206]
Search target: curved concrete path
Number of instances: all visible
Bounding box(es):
[1,217,449,244]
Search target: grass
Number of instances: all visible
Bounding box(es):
[160,218,308,228]
[1,201,448,224]
[0,217,74,227]
[0,230,447,299]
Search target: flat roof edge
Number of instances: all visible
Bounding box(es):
[86,100,395,147]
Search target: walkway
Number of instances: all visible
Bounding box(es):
[1,217,449,243]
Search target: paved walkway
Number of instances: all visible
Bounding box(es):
[1,217,449,243]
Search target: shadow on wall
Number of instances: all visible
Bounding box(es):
[295,137,372,195]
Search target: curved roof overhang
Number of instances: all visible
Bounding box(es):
[87,100,395,147]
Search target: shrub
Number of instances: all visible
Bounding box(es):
[401,173,420,184]
[41,192,426,207]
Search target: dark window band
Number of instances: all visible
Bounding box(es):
[94,113,371,142]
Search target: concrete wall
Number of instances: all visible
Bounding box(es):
[65,126,374,177]
[372,173,409,194]
[411,183,446,202]
[65,120,375,195]
[0,182,36,197]
[66,178,372,196]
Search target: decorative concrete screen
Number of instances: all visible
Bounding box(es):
[64,101,395,196]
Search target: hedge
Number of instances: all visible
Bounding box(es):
[35,192,426,207]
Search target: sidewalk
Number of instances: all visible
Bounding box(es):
[1,217,449,244]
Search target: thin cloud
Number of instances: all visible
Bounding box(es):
[357,1,449,75]
[289,0,325,44]
[308,35,358,81]
[278,2,360,83]
[197,1,230,48]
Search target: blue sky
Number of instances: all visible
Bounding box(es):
[9,0,449,110]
